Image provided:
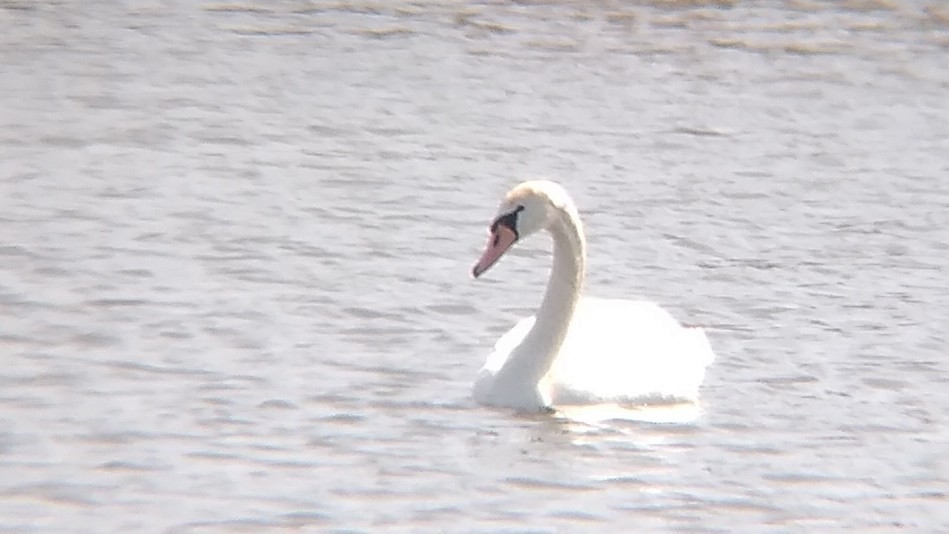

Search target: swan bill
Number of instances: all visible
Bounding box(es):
[472,225,518,278]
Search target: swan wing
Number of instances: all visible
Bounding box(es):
[547,297,714,405]
[478,315,535,375]
[473,315,542,406]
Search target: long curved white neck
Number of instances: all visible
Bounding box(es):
[497,207,586,396]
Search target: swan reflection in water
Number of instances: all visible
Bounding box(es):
[471,180,715,413]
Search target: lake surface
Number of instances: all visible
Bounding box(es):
[1,1,947,531]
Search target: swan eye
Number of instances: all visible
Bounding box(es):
[490,205,526,239]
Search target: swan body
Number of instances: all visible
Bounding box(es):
[471,180,714,411]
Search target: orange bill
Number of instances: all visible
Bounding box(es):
[471,225,518,278]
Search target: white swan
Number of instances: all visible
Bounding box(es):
[471,180,715,411]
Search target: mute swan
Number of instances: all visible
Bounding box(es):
[471,180,715,411]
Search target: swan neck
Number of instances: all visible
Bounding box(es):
[506,208,586,389]
[539,215,585,321]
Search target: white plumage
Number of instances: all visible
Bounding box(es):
[471,180,715,411]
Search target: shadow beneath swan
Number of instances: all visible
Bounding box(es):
[554,401,704,426]
[537,401,706,447]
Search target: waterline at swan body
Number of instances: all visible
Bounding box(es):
[471,180,715,411]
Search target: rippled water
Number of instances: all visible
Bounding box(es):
[2,1,948,531]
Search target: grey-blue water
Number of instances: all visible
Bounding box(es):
[1,1,947,531]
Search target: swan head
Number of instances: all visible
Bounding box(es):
[472,180,572,278]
